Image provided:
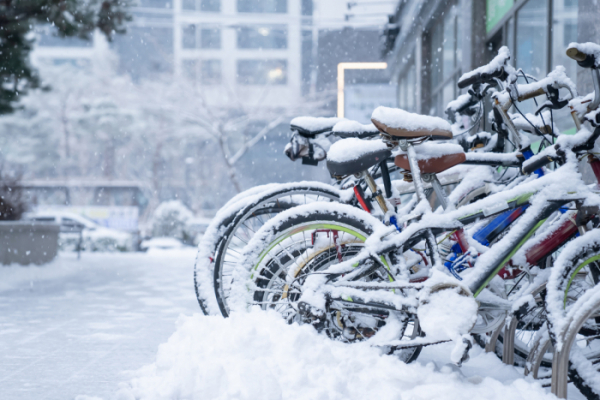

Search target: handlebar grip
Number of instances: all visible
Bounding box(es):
[457,73,480,89]
[566,46,596,68]
[566,47,587,62]
[517,87,546,102]
[522,155,555,174]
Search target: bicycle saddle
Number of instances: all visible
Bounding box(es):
[326,138,391,178]
[394,142,466,174]
[371,106,453,140]
[332,120,380,139]
[290,116,345,138]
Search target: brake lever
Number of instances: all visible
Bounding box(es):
[535,85,568,115]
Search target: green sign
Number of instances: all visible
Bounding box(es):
[486,0,514,33]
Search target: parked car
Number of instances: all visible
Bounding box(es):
[139,236,186,251]
[23,211,134,252]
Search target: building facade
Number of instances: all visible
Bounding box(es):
[33,0,314,107]
[387,0,600,123]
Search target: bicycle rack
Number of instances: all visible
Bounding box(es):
[550,284,600,398]
[502,282,547,366]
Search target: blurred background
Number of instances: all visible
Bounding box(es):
[1,0,598,255]
[0,0,398,253]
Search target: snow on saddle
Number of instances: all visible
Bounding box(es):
[290,116,345,138]
[326,138,391,177]
[371,106,453,140]
[332,120,380,139]
[395,142,466,174]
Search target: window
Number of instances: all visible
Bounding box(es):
[181,0,220,11]
[182,25,196,49]
[183,60,222,84]
[182,0,196,10]
[201,60,222,84]
[237,0,287,13]
[429,4,462,117]
[183,59,198,79]
[301,0,313,16]
[200,28,221,49]
[237,26,287,49]
[237,60,287,85]
[515,0,548,78]
[201,0,220,11]
[183,26,221,49]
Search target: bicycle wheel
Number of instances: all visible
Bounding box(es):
[229,202,423,363]
[194,182,341,316]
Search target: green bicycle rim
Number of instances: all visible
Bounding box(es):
[250,222,390,280]
[563,254,600,308]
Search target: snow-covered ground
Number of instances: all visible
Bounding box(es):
[0,249,199,400]
[0,250,584,399]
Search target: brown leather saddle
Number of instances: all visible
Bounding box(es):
[370,108,464,174]
[394,151,466,174]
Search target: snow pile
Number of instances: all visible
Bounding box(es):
[116,310,556,400]
[371,106,451,132]
[418,287,477,341]
[327,138,389,162]
[151,201,194,243]
[290,116,344,133]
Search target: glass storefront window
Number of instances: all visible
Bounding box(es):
[516,0,548,78]
[428,3,461,117]
[442,9,455,82]
[552,0,578,85]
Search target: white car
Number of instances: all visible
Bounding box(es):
[24,211,134,252]
[140,236,185,251]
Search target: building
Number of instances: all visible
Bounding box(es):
[386,0,600,126]
[33,0,316,107]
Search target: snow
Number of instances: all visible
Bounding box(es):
[446,93,473,114]
[332,120,380,135]
[0,249,199,400]
[327,137,389,162]
[515,66,577,101]
[568,42,600,68]
[458,46,515,85]
[117,309,557,400]
[395,141,464,160]
[290,116,345,133]
[371,106,452,132]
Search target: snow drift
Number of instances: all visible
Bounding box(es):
[117,310,556,400]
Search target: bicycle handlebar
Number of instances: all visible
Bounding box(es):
[517,87,546,102]
[522,154,557,175]
[457,67,508,89]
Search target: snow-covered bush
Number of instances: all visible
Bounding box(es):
[151,201,194,243]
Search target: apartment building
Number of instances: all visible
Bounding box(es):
[33,0,314,107]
